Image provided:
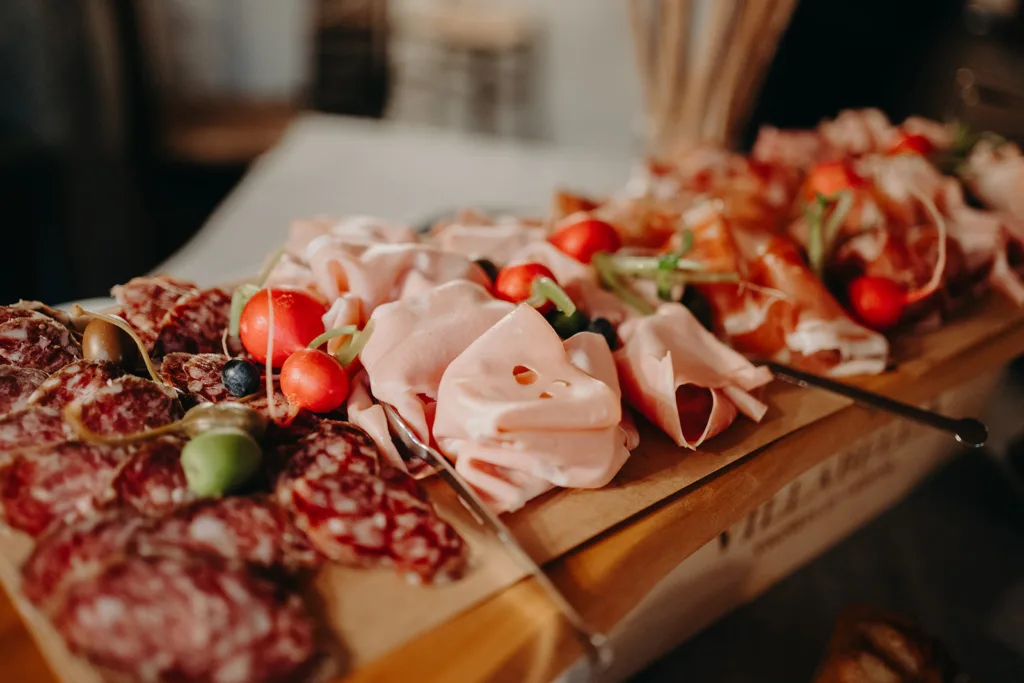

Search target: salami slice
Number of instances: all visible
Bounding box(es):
[275,420,379,505]
[289,472,466,583]
[160,353,231,403]
[5,300,76,328]
[26,360,124,410]
[53,555,317,683]
[112,275,196,348]
[153,288,233,356]
[113,437,194,517]
[134,497,320,574]
[0,317,81,373]
[21,510,149,609]
[74,376,183,436]
[0,366,47,417]
[0,306,49,326]
[0,408,74,464]
[0,441,129,537]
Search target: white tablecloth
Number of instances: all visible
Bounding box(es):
[153,114,633,287]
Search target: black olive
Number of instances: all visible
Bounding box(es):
[222,358,261,397]
[473,258,500,283]
[587,317,619,349]
[545,309,590,340]
[681,287,715,331]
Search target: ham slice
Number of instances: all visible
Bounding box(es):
[615,303,772,448]
[430,215,546,263]
[285,215,417,260]
[306,241,491,316]
[962,139,1024,222]
[506,241,597,286]
[432,306,630,513]
[345,371,405,471]
[359,281,514,442]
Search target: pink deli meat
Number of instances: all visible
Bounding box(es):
[429,214,546,263]
[615,303,772,448]
[432,305,631,513]
[356,281,514,447]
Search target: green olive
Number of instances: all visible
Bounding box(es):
[82,318,134,366]
[181,428,262,497]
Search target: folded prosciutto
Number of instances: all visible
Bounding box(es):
[615,303,772,448]
[355,281,514,445]
[688,204,889,376]
[432,305,632,513]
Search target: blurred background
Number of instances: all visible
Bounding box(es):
[1,0,1023,304]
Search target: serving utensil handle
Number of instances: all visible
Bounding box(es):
[763,361,988,448]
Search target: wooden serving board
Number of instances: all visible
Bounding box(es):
[2,294,1024,683]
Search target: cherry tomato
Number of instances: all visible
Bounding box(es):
[848,276,906,331]
[494,262,556,305]
[888,132,934,156]
[239,288,327,367]
[280,348,350,413]
[548,218,622,264]
[803,161,864,200]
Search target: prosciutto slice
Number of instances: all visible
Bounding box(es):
[357,281,514,444]
[688,205,889,376]
[432,305,631,513]
[615,303,772,448]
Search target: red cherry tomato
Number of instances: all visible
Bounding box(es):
[494,263,556,306]
[888,132,934,156]
[848,276,906,331]
[548,218,622,264]
[803,161,864,200]
[239,289,327,367]
[280,348,350,413]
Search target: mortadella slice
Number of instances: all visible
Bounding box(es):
[358,281,514,442]
[285,215,418,260]
[615,303,773,449]
[430,215,546,263]
[306,241,491,316]
[433,306,629,513]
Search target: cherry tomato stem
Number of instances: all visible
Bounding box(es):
[494,262,557,305]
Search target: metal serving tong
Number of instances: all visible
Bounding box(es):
[380,403,613,668]
[764,361,988,448]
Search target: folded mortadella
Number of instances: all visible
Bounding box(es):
[615,303,773,449]
[430,216,546,263]
[358,281,514,442]
[433,305,632,513]
[306,241,491,316]
[285,215,417,260]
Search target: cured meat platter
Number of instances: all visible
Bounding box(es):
[3,108,1024,683]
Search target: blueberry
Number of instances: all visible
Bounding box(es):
[221,358,261,397]
[473,258,500,283]
[587,317,618,349]
[545,309,590,340]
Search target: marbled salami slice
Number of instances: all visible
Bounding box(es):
[289,472,466,584]
[20,509,149,609]
[113,437,194,517]
[53,555,317,683]
[0,306,49,326]
[26,360,124,410]
[0,441,130,537]
[275,420,379,505]
[160,352,231,403]
[134,497,320,574]
[112,275,196,348]
[74,376,183,436]
[153,288,233,356]
[0,408,74,464]
[0,366,47,417]
[0,318,81,373]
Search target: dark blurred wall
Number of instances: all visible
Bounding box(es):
[744,0,974,146]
